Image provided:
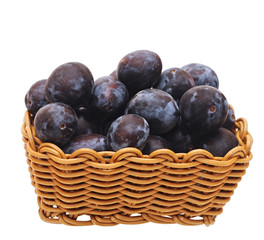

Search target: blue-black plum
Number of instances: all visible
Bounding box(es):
[107,114,150,151]
[156,68,195,103]
[109,70,119,81]
[142,135,171,155]
[92,76,129,117]
[64,134,108,154]
[199,128,238,157]
[223,106,236,130]
[125,89,180,134]
[25,79,48,115]
[179,86,228,133]
[34,103,78,147]
[117,50,162,95]
[182,63,219,88]
[162,120,196,153]
[45,62,94,107]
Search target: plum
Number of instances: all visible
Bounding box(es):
[182,63,219,88]
[107,114,149,151]
[117,50,162,95]
[45,62,94,107]
[92,76,129,117]
[34,102,78,147]
[223,106,236,130]
[25,79,48,115]
[199,128,238,157]
[156,68,195,103]
[142,135,171,155]
[64,134,108,154]
[179,86,228,133]
[125,89,180,134]
[162,120,196,153]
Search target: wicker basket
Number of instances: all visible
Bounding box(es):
[22,110,253,226]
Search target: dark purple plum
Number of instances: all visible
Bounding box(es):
[142,135,171,155]
[45,62,94,107]
[223,106,236,130]
[156,68,195,103]
[117,50,162,95]
[125,89,180,134]
[25,79,48,115]
[182,63,219,88]
[64,134,108,154]
[109,70,119,81]
[107,114,150,151]
[92,76,129,117]
[34,103,78,147]
[180,86,228,133]
[162,121,196,153]
[199,128,238,157]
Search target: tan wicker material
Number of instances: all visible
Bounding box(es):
[22,110,253,226]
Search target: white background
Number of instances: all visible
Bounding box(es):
[0,0,263,239]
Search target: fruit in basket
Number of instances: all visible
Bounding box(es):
[199,128,238,157]
[45,62,94,107]
[117,50,162,95]
[125,89,180,134]
[64,134,108,154]
[142,135,171,155]
[107,114,150,151]
[182,63,219,88]
[109,70,118,81]
[179,86,228,133]
[24,50,240,155]
[75,114,99,136]
[91,76,129,117]
[25,79,48,115]
[34,103,78,147]
[162,120,196,153]
[223,106,236,130]
[155,68,195,103]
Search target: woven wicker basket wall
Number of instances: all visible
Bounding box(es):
[22,110,253,226]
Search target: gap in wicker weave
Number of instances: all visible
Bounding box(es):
[76,214,91,222]
[121,206,148,215]
[129,213,142,217]
[48,214,60,220]
[188,215,207,221]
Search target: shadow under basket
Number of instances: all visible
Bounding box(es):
[22,111,253,226]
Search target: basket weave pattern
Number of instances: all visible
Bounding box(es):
[22,111,253,226]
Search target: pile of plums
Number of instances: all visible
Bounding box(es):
[25,50,238,157]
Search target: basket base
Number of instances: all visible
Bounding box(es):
[38,207,216,226]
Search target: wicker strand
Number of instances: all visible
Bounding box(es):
[22,111,253,226]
